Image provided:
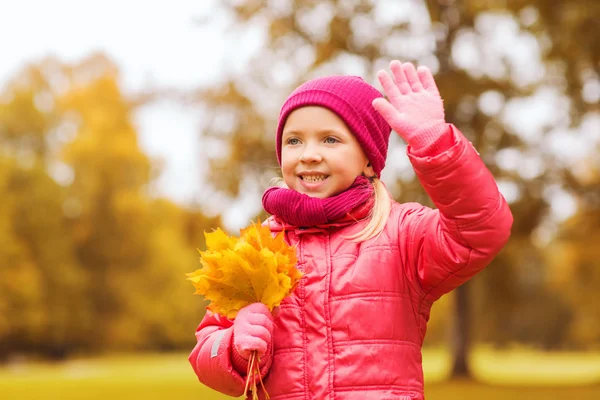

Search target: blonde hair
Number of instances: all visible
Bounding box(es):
[267,176,391,242]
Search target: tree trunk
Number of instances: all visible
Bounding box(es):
[451,282,471,378]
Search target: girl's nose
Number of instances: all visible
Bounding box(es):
[299,148,323,163]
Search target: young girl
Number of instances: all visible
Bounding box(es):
[189,60,513,400]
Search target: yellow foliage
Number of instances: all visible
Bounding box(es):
[186,221,302,319]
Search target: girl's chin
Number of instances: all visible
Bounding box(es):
[295,176,331,197]
[294,186,331,199]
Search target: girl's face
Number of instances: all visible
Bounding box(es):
[281,106,373,199]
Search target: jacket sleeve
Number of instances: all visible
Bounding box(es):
[188,311,272,397]
[400,124,513,302]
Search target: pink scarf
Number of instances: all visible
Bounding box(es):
[262,176,373,227]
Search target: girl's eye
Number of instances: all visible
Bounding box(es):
[324,137,339,144]
[287,138,300,145]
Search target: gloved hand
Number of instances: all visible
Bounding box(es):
[372,60,453,155]
[233,303,274,360]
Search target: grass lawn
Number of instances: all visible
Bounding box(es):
[1,349,599,400]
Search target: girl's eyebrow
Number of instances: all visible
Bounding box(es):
[282,130,303,137]
[318,128,344,135]
[283,128,344,137]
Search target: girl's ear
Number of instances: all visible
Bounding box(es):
[363,162,376,178]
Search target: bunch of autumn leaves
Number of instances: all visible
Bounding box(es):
[186,221,303,399]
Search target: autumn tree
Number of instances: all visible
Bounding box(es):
[0,67,87,359]
[0,55,219,358]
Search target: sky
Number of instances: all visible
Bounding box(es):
[1,1,596,230]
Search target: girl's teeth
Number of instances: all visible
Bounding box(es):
[303,176,326,183]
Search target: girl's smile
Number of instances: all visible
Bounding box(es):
[298,172,330,191]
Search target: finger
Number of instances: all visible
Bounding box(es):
[377,70,401,100]
[245,302,270,315]
[237,337,268,356]
[249,324,271,342]
[372,98,408,138]
[373,97,402,131]
[403,63,423,91]
[390,61,411,95]
[252,339,269,357]
[248,313,273,332]
[372,98,397,121]
[235,346,252,359]
[417,66,440,96]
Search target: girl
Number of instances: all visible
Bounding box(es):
[189,60,513,400]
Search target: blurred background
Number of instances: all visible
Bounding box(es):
[0,0,599,399]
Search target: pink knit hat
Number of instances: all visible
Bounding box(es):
[276,75,392,177]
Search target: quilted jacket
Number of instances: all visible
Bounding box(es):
[189,125,513,399]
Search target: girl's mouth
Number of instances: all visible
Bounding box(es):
[299,175,329,190]
[300,175,329,183]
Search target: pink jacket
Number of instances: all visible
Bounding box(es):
[189,125,513,399]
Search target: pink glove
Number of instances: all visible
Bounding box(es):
[232,303,274,360]
[372,61,453,156]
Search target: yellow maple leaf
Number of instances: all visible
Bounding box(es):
[205,227,238,251]
[186,220,302,319]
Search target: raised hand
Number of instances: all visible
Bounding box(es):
[372,61,448,152]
